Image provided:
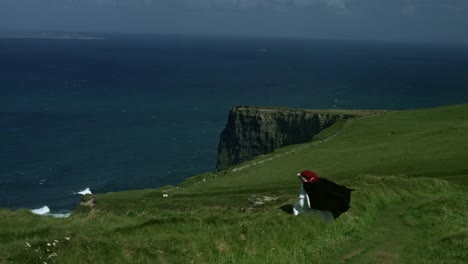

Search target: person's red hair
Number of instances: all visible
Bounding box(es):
[299,170,319,182]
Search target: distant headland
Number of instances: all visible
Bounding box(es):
[0,32,104,40]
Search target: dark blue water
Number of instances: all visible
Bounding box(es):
[1,34,468,213]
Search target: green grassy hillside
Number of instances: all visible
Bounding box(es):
[1,104,467,263]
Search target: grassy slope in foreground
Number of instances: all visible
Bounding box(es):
[1,104,467,264]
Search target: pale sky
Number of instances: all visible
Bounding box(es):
[1,0,467,43]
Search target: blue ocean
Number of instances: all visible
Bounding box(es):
[1,33,468,214]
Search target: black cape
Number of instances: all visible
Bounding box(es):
[303,178,353,219]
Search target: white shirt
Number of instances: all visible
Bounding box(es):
[292,186,334,224]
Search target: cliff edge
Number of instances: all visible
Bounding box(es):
[216,106,357,171]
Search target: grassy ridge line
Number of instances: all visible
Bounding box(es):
[175,111,385,191]
[231,105,386,116]
[226,111,386,174]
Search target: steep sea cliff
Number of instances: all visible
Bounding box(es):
[216,106,358,171]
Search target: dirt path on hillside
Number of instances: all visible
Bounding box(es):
[339,203,420,264]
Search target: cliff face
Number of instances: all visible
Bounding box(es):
[216,106,355,171]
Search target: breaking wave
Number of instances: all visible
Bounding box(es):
[30,206,72,218]
[75,188,92,195]
[31,205,50,215]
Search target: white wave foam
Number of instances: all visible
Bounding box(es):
[31,206,71,218]
[75,188,92,195]
[31,206,50,215]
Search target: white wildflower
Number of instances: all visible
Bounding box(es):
[47,253,57,259]
[54,240,59,243]
[64,237,71,241]
[46,243,51,247]
[25,242,31,248]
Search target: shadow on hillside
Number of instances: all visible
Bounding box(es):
[279,204,294,214]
